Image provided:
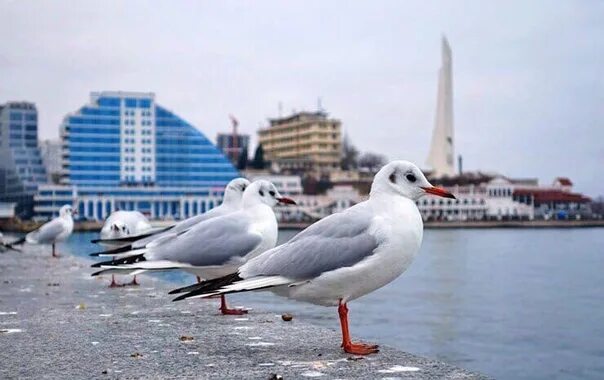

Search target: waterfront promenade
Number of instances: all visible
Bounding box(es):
[0,248,487,379]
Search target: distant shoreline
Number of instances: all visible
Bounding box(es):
[1,219,603,233]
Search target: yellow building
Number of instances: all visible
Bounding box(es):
[257,111,342,172]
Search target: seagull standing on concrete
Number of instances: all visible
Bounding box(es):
[89,178,250,253]
[92,180,296,315]
[99,210,154,287]
[6,204,75,258]
[170,161,455,353]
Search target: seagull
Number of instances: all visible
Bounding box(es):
[170,160,455,354]
[89,178,250,253]
[91,180,296,315]
[5,204,76,258]
[99,210,154,287]
[99,210,153,246]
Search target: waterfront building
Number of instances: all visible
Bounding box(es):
[216,132,250,164]
[426,36,456,177]
[416,173,591,221]
[39,139,62,183]
[257,111,342,173]
[245,172,303,196]
[0,102,48,218]
[34,91,238,220]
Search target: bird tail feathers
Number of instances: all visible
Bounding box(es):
[171,274,292,301]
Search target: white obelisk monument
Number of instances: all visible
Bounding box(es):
[427,36,455,177]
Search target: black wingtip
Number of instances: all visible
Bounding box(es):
[172,293,190,302]
[91,270,104,277]
[88,244,134,257]
[90,262,103,268]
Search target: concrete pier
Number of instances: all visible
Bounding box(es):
[0,249,488,379]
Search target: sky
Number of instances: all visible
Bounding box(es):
[1,1,602,196]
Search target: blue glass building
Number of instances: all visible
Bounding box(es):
[35,91,239,220]
[0,102,48,218]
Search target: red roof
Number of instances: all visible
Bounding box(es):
[513,189,590,203]
[555,177,573,186]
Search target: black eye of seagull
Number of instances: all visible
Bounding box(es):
[259,190,264,196]
[406,173,417,183]
[269,190,276,197]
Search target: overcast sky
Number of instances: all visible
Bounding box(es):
[1,1,602,196]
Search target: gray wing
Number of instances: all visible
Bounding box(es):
[30,218,65,244]
[147,212,262,267]
[171,204,227,234]
[243,203,378,279]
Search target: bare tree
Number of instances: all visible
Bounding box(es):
[341,133,359,170]
[358,152,387,172]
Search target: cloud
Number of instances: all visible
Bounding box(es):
[0,0,602,195]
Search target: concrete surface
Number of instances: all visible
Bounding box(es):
[0,247,489,379]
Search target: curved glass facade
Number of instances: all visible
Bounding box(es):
[35,91,238,220]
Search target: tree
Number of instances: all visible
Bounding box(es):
[237,146,248,170]
[358,152,387,172]
[252,144,266,170]
[341,133,359,170]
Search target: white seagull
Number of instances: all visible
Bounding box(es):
[170,160,455,354]
[89,178,250,255]
[6,204,76,258]
[90,178,250,251]
[99,210,154,287]
[92,180,296,315]
[99,210,153,244]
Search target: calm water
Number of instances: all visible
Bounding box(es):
[54,229,604,379]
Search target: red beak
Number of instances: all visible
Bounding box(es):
[277,197,297,205]
[421,186,456,199]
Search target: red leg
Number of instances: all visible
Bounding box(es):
[108,274,123,288]
[338,300,379,355]
[219,294,247,315]
[196,276,202,283]
[128,275,139,286]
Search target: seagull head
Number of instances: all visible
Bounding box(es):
[59,204,76,218]
[243,180,297,208]
[223,178,251,206]
[110,221,130,236]
[371,160,456,201]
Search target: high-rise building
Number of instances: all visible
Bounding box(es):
[39,139,62,183]
[426,36,455,177]
[216,132,250,164]
[0,101,48,218]
[257,111,342,173]
[34,91,239,220]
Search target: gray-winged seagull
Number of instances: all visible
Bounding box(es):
[92,180,296,315]
[170,160,455,353]
[6,204,75,258]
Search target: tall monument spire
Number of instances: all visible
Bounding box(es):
[427,35,455,177]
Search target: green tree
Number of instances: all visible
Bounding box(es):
[252,144,265,169]
[237,146,248,170]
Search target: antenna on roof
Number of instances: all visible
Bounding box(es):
[278,102,283,117]
[317,97,323,112]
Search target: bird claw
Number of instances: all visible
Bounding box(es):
[343,342,380,355]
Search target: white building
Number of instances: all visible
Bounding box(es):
[246,173,303,196]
